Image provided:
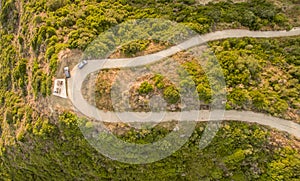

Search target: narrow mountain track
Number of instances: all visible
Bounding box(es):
[67,28,300,138]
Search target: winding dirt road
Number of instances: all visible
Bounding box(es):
[67,28,300,138]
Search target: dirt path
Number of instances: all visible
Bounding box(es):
[67,27,300,138]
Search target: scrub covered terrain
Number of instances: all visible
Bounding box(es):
[0,0,299,180]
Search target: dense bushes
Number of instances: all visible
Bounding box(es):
[0,0,19,32]
[12,58,28,95]
[47,0,67,11]
[209,37,300,119]
[127,0,292,31]
[120,40,151,56]
[0,34,15,92]
[32,69,52,98]
[1,113,299,180]
[28,0,297,57]
[31,25,57,54]
[32,117,57,138]
[0,0,299,179]
[16,0,297,99]
[93,36,299,119]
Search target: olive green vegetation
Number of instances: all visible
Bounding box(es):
[1,112,299,180]
[139,79,180,104]
[0,0,300,179]
[0,0,298,105]
[138,81,154,94]
[163,85,181,104]
[211,37,300,120]
[183,36,300,120]
[95,36,300,120]
[0,0,298,95]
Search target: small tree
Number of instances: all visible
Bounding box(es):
[163,86,180,104]
[138,81,153,94]
[197,84,212,103]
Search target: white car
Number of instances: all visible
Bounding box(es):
[78,60,88,69]
[64,67,70,78]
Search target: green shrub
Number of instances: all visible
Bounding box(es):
[138,81,154,94]
[153,74,165,89]
[120,40,151,56]
[33,118,56,138]
[163,86,180,104]
[17,36,24,45]
[197,84,212,103]
[5,110,13,124]
[34,15,43,25]
[274,13,287,25]
[45,46,55,60]
[47,0,67,11]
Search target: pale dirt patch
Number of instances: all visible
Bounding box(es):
[81,69,119,111]
[57,49,83,78]
[261,65,300,121]
[269,129,300,151]
[81,41,186,112]
[84,50,205,112]
[46,49,83,115]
